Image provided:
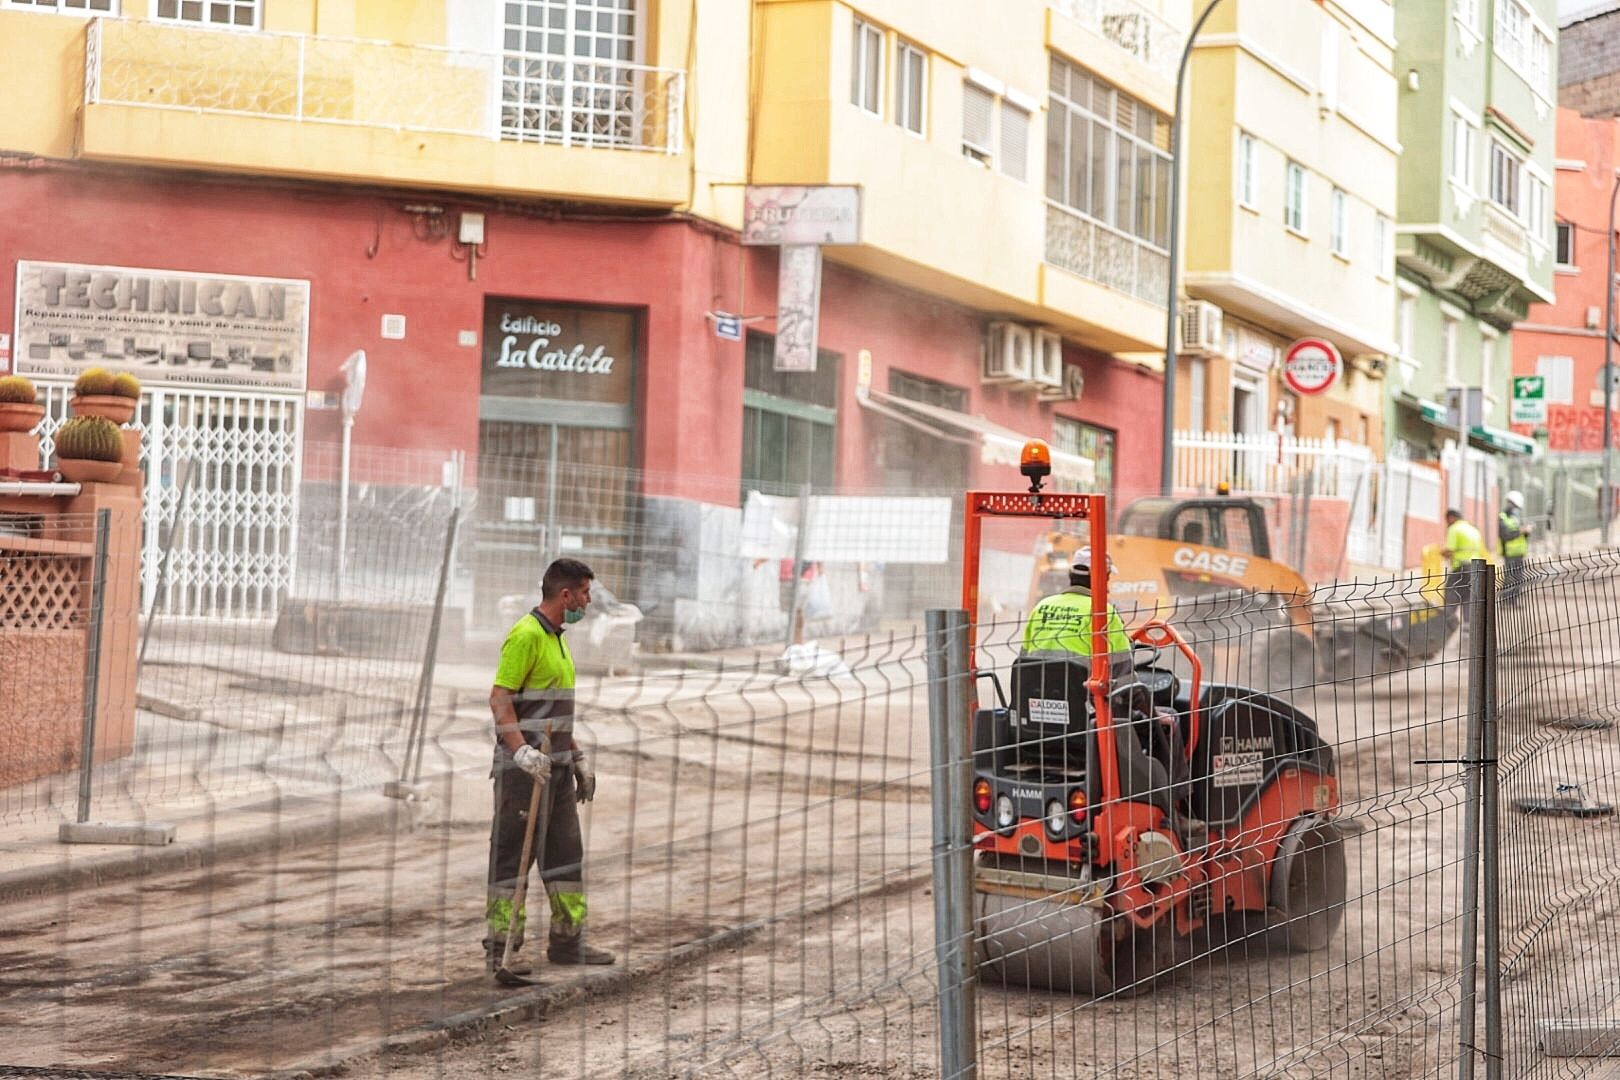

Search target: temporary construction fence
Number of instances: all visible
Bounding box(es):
[4,543,1620,1077]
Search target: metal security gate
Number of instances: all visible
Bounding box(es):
[37,383,302,619]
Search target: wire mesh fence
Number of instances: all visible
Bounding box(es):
[3,485,1620,1078]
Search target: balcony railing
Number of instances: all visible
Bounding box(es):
[1048,0,1182,84]
[83,18,685,154]
[1044,201,1169,306]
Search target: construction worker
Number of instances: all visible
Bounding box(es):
[1498,491,1531,606]
[1440,508,1487,620]
[1024,546,1133,662]
[484,557,615,979]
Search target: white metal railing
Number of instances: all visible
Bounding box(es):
[1044,201,1170,306]
[1173,430,1377,500]
[83,17,685,154]
[1048,0,1182,84]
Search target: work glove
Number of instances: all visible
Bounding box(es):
[513,744,551,784]
[574,752,596,803]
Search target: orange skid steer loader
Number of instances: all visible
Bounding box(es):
[965,442,1347,994]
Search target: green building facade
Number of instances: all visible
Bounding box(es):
[1390,0,1556,459]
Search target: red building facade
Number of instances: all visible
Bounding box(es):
[1512,108,1620,453]
[0,163,1161,645]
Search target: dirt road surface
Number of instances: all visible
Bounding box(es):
[3,574,1619,1079]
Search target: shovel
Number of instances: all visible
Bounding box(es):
[496,746,553,988]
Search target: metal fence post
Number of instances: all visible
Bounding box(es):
[387,507,461,799]
[74,508,112,826]
[1456,559,1489,1080]
[926,608,977,1080]
[783,483,812,653]
[1481,560,1504,1079]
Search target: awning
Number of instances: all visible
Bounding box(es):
[1397,392,1448,425]
[1397,392,1536,456]
[857,389,1097,486]
[1470,424,1537,456]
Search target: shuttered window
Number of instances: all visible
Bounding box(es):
[962,83,994,164]
[999,101,1029,180]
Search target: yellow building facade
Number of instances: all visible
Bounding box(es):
[1181,0,1397,449]
[2,0,1193,357]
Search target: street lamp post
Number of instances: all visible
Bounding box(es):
[1160,0,1230,496]
[1603,173,1619,545]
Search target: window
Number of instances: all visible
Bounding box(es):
[1000,100,1030,180]
[1556,221,1576,267]
[741,332,840,498]
[1188,357,1207,434]
[1490,141,1520,214]
[1399,291,1416,357]
[962,82,995,165]
[1237,132,1257,208]
[1496,0,1553,92]
[1330,188,1349,257]
[155,0,257,25]
[1524,172,1548,239]
[501,0,641,147]
[1442,314,1459,385]
[1052,417,1116,502]
[1454,0,1478,29]
[1496,0,1528,65]
[4,0,115,12]
[1450,113,1477,189]
[895,40,927,135]
[1376,213,1392,277]
[851,18,884,115]
[1537,354,1574,404]
[1046,56,1172,248]
[1285,161,1307,233]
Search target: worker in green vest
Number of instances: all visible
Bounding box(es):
[1498,490,1531,606]
[1024,546,1133,661]
[1441,508,1487,620]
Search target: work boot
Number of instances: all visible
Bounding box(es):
[548,940,616,966]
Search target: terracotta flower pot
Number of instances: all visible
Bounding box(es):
[55,458,122,484]
[0,402,44,433]
[71,395,137,424]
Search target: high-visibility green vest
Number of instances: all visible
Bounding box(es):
[1499,511,1528,558]
[1446,519,1487,570]
[1023,589,1133,656]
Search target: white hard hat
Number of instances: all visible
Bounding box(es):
[1505,490,1524,508]
[1071,546,1118,576]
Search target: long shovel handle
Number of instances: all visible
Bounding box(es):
[500,756,550,975]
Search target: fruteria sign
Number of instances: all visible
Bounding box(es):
[13,261,309,392]
[742,185,861,246]
[1511,374,1547,425]
[1282,337,1342,396]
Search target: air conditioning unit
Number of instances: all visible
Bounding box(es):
[1039,362,1086,403]
[1180,300,1224,356]
[1032,330,1064,389]
[983,322,1034,384]
[1588,305,1602,330]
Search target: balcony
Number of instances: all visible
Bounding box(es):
[78,18,689,205]
[1048,0,1181,85]
[1044,201,1169,307]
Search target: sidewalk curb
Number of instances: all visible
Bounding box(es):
[0,791,407,905]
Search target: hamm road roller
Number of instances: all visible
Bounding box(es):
[965,442,1347,995]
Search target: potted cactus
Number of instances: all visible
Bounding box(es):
[53,415,125,484]
[71,367,140,424]
[0,375,44,434]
